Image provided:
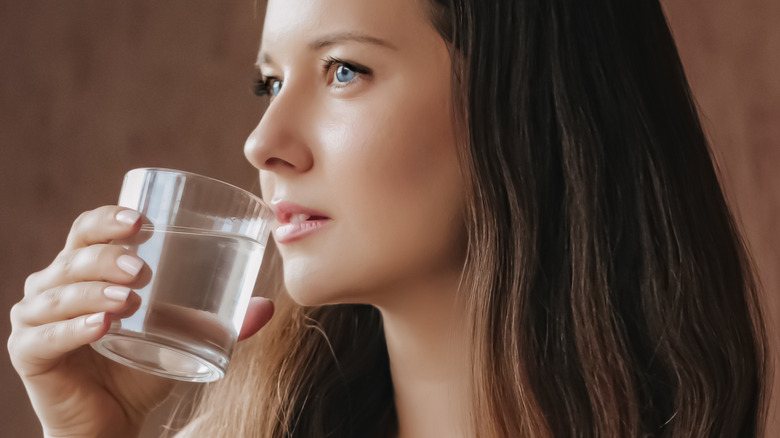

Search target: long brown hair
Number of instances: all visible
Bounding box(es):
[181,0,769,436]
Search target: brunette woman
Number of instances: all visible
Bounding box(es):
[9,0,768,436]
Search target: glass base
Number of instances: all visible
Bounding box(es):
[91,330,227,382]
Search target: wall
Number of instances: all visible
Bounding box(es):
[0,2,265,436]
[1,1,777,436]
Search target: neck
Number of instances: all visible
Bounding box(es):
[374,272,472,438]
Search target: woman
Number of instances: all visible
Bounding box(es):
[8,0,769,436]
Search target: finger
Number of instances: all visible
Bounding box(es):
[26,245,150,296]
[64,206,142,251]
[238,297,275,341]
[12,282,142,327]
[8,313,109,375]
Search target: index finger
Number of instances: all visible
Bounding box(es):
[64,206,142,251]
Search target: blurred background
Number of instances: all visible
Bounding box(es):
[1,1,778,436]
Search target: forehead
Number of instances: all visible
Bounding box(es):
[261,0,432,52]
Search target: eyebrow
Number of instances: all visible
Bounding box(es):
[257,31,397,67]
[308,31,397,51]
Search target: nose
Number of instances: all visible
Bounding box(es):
[244,87,314,174]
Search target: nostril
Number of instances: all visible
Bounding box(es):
[264,157,295,169]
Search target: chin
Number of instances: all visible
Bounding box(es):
[283,272,343,307]
[282,271,375,308]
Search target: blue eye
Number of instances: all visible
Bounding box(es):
[272,80,282,96]
[335,65,356,83]
[321,57,370,89]
[253,77,283,98]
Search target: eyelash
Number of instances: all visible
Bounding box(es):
[252,76,279,97]
[252,56,371,97]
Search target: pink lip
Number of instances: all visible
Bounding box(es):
[272,201,331,244]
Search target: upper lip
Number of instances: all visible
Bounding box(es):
[272,200,331,224]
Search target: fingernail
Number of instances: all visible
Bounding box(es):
[104,286,131,302]
[116,209,141,226]
[117,255,143,276]
[85,312,105,327]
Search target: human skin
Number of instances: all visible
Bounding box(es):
[8,0,472,436]
[7,205,275,437]
[247,0,473,436]
[249,0,466,308]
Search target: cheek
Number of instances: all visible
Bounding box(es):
[332,77,456,204]
[319,87,464,287]
[280,54,464,303]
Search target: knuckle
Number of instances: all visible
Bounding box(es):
[7,331,36,375]
[23,272,42,296]
[94,205,121,227]
[9,302,23,325]
[41,324,59,345]
[44,286,64,309]
[7,332,19,359]
[90,244,111,265]
[57,250,78,277]
[72,282,92,301]
[96,205,119,217]
[63,318,79,340]
[71,210,91,233]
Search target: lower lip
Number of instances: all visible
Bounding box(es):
[274,219,330,244]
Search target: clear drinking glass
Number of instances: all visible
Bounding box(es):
[90,168,274,382]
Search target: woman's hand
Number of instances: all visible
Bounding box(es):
[7,206,172,437]
[7,205,276,437]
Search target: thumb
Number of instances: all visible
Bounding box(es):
[237,297,275,341]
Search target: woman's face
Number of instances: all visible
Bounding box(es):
[246,0,466,306]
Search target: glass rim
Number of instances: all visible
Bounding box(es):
[126,167,273,218]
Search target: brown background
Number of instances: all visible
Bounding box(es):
[1,1,778,436]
